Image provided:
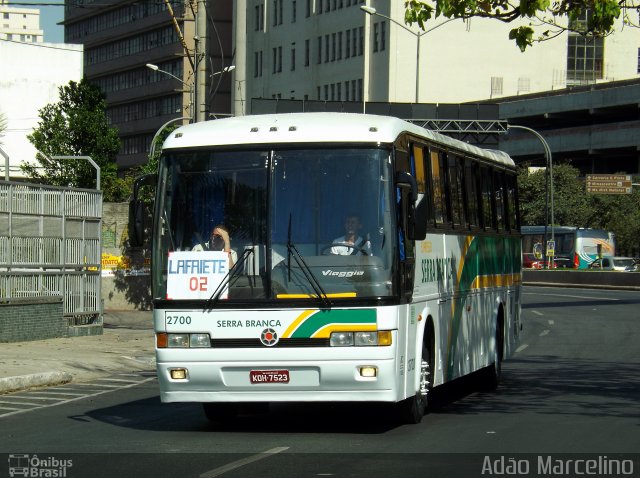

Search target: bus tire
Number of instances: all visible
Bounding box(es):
[202,402,238,422]
[482,313,504,391]
[397,327,434,424]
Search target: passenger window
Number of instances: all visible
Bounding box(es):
[429,149,447,225]
[448,154,466,227]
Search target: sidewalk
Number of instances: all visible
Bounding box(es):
[0,310,156,394]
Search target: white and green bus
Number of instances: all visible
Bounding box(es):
[130,113,522,424]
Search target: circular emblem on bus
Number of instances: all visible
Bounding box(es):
[260,328,279,347]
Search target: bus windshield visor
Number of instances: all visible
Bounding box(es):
[152,147,397,302]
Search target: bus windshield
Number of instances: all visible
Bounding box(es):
[152,146,396,303]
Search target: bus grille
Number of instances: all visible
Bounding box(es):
[209,338,330,348]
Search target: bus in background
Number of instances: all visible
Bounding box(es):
[521,226,615,269]
[130,113,522,425]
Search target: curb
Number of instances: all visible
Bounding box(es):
[0,371,73,394]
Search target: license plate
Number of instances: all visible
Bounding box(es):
[250,370,290,384]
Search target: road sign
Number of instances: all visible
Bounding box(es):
[546,240,555,257]
[585,174,632,194]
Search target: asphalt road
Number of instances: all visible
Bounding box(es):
[1,286,639,478]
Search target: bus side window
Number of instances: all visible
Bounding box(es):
[464,159,480,228]
[505,173,519,232]
[480,166,496,231]
[494,170,505,232]
[429,149,447,226]
[448,153,466,228]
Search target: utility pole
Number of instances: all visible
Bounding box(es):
[195,0,208,122]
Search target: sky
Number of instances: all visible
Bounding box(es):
[28,1,65,43]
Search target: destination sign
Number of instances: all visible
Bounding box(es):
[585,174,632,194]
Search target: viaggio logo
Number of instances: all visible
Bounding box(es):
[321,270,364,278]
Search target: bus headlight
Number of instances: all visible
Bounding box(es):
[168,334,189,348]
[330,332,354,347]
[157,333,211,348]
[329,331,392,346]
[354,331,377,346]
[189,333,211,348]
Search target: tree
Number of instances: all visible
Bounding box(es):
[23,79,130,201]
[518,163,591,226]
[405,0,637,51]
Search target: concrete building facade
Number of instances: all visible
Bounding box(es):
[0,0,43,43]
[63,0,234,171]
[0,40,83,179]
[233,0,640,114]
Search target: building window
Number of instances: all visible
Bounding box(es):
[292,0,296,22]
[337,32,342,60]
[358,26,363,56]
[305,39,310,66]
[490,77,503,97]
[317,36,322,64]
[291,44,296,70]
[306,0,311,17]
[344,81,350,101]
[380,21,386,51]
[517,77,530,94]
[345,30,351,58]
[373,22,379,52]
[637,48,640,73]
[566,10,604,84]
[567,35,603,83]
[351,28,357,57]
[331,33,336,61]
[255,51,263,77]
[325,34,329,62]
[255,4,264,31]
[273,0,283,25]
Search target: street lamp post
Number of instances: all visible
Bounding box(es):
[508,125,555,268]
[146,63,194,122]
[360,6,455,104]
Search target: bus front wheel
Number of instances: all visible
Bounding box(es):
[397,333,433,424]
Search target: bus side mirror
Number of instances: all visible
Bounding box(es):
[395,172,427,241]
[128,173,157,247]
[128,199,145,247]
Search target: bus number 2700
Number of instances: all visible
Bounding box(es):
[167,315,192,325]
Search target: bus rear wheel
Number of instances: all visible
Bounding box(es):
[482,316,504,391]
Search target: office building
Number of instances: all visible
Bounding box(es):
[64,0,234,171]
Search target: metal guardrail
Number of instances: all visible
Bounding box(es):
[0,181,103,320]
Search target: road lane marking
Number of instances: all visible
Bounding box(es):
[531,311,544,316]
[515,344,528,353]
[525,292,620,301]
[548,320,555,325]
[199,447,289,478]
[539,330,550,337]
[0,376,156,419]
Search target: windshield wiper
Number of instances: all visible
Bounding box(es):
[287,214,331,309]
[203,248,254,311]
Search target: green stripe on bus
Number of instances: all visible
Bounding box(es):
[446,235,521,379]
[290,309,377,338]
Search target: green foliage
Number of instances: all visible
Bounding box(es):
[518,164,640,255]
[23,79,128,201]
[405,0,630,50]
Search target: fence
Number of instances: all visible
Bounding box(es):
[0,181,102,324]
